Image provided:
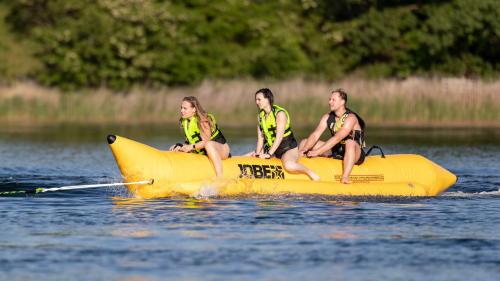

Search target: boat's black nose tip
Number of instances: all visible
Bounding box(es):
[107,135,116,144]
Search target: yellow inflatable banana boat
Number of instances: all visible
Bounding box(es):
[107,135,457,199]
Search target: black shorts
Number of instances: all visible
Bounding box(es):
[331,146,366,165]
[275,139,297,158]
[264,135,298,159]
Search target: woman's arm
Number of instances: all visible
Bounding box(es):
[255,114,264,155]
[179,120,210,153]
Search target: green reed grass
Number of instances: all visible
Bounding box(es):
[1,78,500,124]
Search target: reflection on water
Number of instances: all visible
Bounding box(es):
[1,122,500,280]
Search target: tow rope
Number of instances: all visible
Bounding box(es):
[0,179,154,195]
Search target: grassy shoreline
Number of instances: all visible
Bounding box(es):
[1,78,500,124]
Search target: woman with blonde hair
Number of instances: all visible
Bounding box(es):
[169,96,230,178]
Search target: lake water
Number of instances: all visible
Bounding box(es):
[1,122,500,281]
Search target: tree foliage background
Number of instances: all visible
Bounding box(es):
[4,0,500,90]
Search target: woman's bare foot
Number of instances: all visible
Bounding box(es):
[309,170,321,181]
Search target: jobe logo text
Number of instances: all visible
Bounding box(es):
[238,164,285,179]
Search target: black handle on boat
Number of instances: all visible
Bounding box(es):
[366,146,386,158]
[304,150,316,159]
[171,143,193,153]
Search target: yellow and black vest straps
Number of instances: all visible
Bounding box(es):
[259,105,292,149]
[327,108,366,149]
[181,114,226,155]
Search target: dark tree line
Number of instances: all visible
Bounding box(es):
[5,0,500,90]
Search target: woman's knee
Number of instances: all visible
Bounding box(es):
[283,161,297,172]
[205,141,216,152]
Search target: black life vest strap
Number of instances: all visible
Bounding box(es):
[191,131,202,143]
[265,126,291,138]
[266,126,291,133]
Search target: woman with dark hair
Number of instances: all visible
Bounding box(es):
[242,88,320,181]
[169,96,230,178]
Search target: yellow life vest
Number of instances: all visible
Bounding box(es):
[259,105,292,149]
[181,114,224,155]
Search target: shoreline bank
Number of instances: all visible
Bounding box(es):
[2,78,499,123]
[3,120,500,129]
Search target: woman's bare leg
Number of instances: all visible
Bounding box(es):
[281,147,320,181]
[204,141,230,178]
